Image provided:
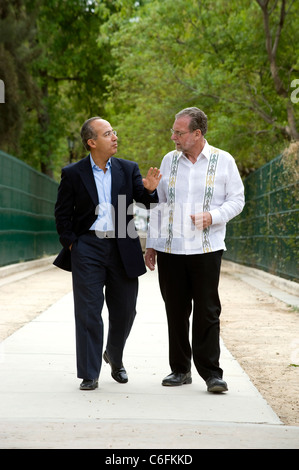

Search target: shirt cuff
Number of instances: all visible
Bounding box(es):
[209,209,222,225]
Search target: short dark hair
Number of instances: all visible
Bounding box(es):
[175,107,208,135]
[81,117,102,151]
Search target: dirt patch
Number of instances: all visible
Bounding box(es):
[219,269,299,427]
[0,266,72,341]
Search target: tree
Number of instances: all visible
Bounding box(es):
[256,0,299,140]
[2,0,297,178]
[1,0,117,178]
[102,0,299,176]
[20,0,117,178]
[0,0,40,154]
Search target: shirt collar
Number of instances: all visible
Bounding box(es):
[201,140,210,160]
[180,139,210,162]
[90,154,111,170]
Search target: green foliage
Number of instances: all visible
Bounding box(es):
[0,0,298,178]
[101,0,299,176]
[25,0,118,177]
[0,0,40,154]
[1,0,116,178]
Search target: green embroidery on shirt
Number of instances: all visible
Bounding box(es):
[164,147,219,254]
[165,151,180,253]
[202,147,219,252]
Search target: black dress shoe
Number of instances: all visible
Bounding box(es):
[80,379,98,391]
[103,350,128,384]
[206,377,228,393]
[162,371,192,386]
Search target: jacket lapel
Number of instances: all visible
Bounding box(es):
[77,155,125,208]
[78,155,98,206]
[111,157,125,208]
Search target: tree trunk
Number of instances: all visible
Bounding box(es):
[257,0,299,140]
[38,75,54,178]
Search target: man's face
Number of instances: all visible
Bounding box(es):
[171,116,197,153]
[88,119,118,157]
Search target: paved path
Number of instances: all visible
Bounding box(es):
[0,266,299,450]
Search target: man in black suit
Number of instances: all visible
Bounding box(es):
[54,117,161,390]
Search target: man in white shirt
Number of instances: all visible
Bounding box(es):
[145,107,245,393]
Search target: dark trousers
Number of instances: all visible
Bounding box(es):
[157,250,223,381]
[71,232,138,380]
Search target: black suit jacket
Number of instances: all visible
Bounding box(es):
[53,155,158,278]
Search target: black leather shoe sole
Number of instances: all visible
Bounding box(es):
[103,350,128,384]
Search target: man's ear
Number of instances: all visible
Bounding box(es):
[87,138,96,149]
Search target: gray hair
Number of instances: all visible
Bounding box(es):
[175,107,208,135]
[81,116,102,151]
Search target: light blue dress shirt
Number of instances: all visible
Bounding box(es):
[89,155,114,232]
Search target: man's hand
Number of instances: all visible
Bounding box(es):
[190,212,212,230]
[143,167,162,193]
[145,248,157,271]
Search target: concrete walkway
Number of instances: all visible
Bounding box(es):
[0,264,299,450]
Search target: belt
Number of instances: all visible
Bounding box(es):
[88,230,115,239]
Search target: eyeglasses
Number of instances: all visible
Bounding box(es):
[170,129,191,137]
[103,130,117,137]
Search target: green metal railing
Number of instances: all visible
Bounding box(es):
[224,154,299,282]
[0,151,60,266]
